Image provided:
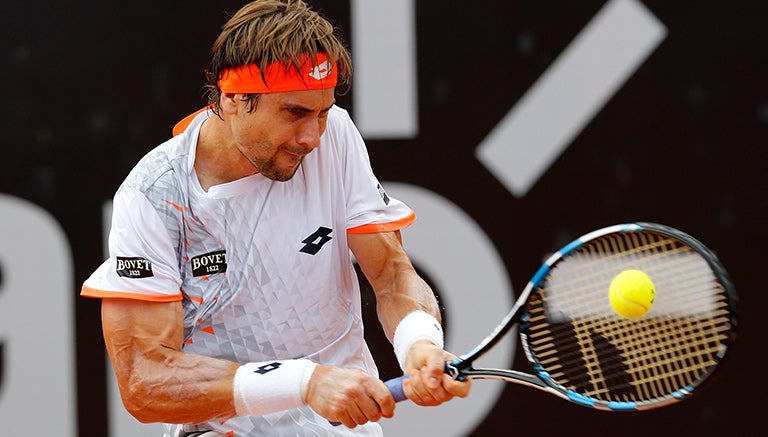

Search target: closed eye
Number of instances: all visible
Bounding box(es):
[284,102,334,119]
[287,107,308,116]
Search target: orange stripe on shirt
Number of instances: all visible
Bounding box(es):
[164,200,184,212]
[347,210,416,234]
[173,106,212,136]
[81,285,183,302]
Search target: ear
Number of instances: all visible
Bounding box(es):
[219,92,240,115]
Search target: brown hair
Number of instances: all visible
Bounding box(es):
[205,0,352,112]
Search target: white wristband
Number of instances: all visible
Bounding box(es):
[233,359,318,417]
[393,310,444,370]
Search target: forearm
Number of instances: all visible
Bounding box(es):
[375,268,441,341]
[103,298,319,425]
[103,299,239,423]
[108,337,240,424]
[349,231,442,340]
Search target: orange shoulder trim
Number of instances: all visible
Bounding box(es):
[172,106,212,137]
[81,285,183,303]
[347,210,416,234]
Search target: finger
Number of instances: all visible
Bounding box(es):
[335,410,357,429]
[444,374,472,398]
[401,372,424,404]
[345,377,393,424]
[404,368,441,406]
[368,381,396,418]
[401,370,420,401]
[420,364,451,397]
[347,402,369,426]
[354,392,384,423]
[424,352,447,389]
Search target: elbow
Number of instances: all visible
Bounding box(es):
[124,402,159,424]
[118,376,165,423]
[128,410,158,424]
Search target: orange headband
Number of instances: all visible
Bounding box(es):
[218,52,338,94]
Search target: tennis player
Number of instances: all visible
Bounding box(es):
[81,1,470,435]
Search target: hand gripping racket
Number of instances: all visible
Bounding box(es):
[386,222,737,411]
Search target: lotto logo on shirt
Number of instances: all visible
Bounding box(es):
[191,250,228,277]
[115,256,153,278]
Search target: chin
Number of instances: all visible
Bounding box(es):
[263,163,302,182]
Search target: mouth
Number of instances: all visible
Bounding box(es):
[280,150,309,170]
[283,146,312,160]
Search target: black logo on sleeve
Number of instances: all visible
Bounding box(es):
[377,183,391,205]
[116,257,153,278]
[191,250,227,277]
[300,227,333,255]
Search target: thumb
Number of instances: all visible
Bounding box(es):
[424,348,446,389]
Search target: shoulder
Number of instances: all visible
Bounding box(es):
[121,136,190,197]
[326,105,358,132]
[329,104,351,119]
[323,105,364,148]
[114,137,193,239]
[122,110,205,195]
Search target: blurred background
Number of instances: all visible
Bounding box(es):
[1,0,765,435]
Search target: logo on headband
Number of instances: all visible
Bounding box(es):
[308,61,332,80]
[218,53,337,94]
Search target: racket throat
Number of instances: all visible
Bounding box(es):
[445,360,468,381]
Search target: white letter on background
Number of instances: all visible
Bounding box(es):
[351,0,418,139]
[379,183,513,436]
[101,200,166,437]
[0,194,76,436]
[477,0,667,197]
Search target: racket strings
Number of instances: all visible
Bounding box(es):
[530,313,730,399]
[528,315,723,394]
[553,238,703,311]
[522,231,733,404]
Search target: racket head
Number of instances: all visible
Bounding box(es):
[517,222,737,410]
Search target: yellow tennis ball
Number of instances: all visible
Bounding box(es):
[609,269,655,318]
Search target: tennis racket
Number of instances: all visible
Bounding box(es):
[386,222,737,411]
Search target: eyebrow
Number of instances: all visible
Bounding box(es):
[285,99,336,113]
[322,100,336,112]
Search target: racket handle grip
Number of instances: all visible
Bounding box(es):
[384,374,408,402]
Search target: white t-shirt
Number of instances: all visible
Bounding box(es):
[82,106,415,436]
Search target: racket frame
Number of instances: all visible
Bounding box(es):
[444,222,737,411]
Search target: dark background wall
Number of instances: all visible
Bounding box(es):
[1,1,765,435]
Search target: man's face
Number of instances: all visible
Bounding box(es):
[229,88,336,181]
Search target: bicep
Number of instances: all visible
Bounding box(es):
[349,231,439,339]
[348,230,405,291]
[101,298,184,383]
[100,298,240,423]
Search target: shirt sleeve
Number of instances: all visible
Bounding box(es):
[81,187,183,302]
[324,107,416,233]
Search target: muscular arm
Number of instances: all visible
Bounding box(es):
[101,298,240,424]
[348,230,470,405]
[348,230,440,340]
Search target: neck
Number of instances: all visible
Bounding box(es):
[194,115,257,191]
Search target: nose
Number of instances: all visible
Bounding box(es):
[295,118,323,150]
